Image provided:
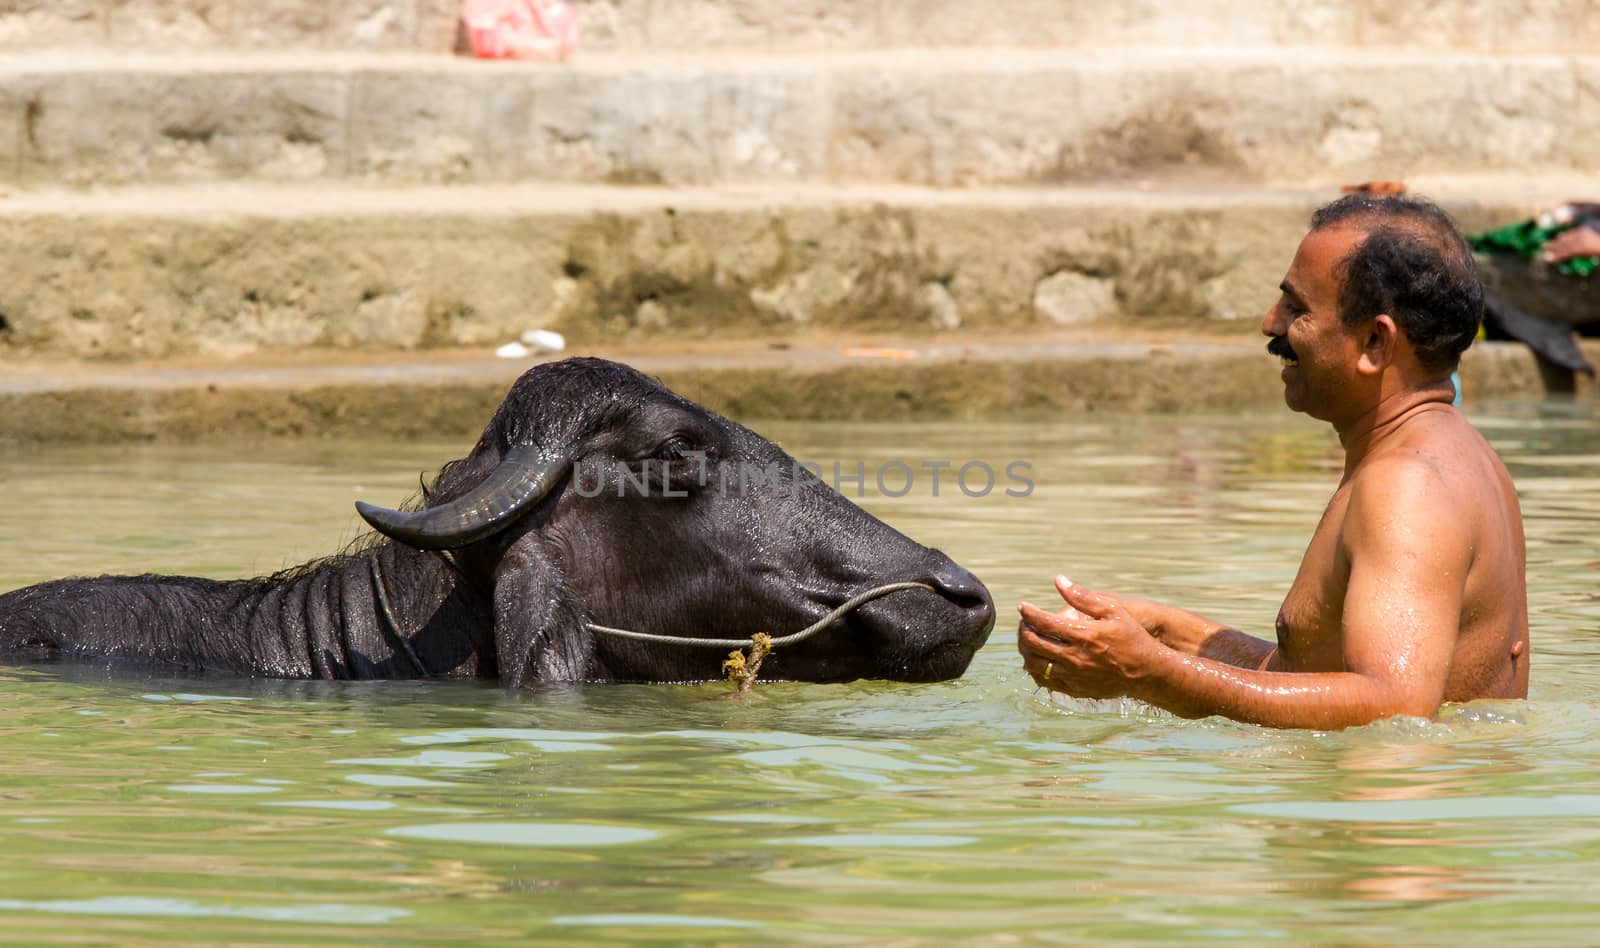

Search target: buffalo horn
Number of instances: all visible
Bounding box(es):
[355,444,570,550]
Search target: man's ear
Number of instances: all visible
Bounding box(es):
[1357,314,1399,375]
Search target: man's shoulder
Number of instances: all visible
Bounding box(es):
[1348,448,1453,504]
[1354,411,1496,502]
[1343,425,1495,547]
[1336,461,1474,587]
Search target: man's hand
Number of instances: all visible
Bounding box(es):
[1542,224,1600,264]
[1108,593,1166,635]
[1017,576,1165,699]
[1107,594,1215,653]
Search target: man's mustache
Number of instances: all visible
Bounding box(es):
[1266,336,1297,359]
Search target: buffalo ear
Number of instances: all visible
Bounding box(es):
[490,532,591,686]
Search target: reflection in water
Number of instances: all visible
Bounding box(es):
[2,405,1599,942]
[0,896,409,925]
[1283,740,1514,905]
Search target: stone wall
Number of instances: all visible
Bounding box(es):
[1,51,1595,189]
[0,186,1528,358]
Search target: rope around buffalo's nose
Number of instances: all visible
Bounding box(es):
[584,581,935,693]
[585,582,934,649]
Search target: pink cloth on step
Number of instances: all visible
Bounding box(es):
[461,0,579,61]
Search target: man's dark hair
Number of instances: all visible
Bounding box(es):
[1309,193,1483,374]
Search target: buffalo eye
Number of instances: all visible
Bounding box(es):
[639,436,717,495]
[653,436,696,462]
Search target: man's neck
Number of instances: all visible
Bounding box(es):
[1334,378,1458,477]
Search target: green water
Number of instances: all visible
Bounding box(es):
[3,406,1599,944]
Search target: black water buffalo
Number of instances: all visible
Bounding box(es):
[0,358,995,685]
[1478,250,1600,378]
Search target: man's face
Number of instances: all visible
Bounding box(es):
[1261,226,1370,421]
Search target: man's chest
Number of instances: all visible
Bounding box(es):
[1276,488,1352,670]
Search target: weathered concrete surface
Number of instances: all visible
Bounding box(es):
[0,178,1579,359]
[1,50,1596,188]
[2,0,459,51]
[0,0,102,48]
[622,0,1600,54]
[0,182,1310,358]
[0,336,1588,443]
[5,1,1597,54]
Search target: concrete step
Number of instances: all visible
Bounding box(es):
[0,175,1581,359]
[0,335,1582,442]
[2,49,1595,189]
[3,0,458,53]
[10,1,1598,56]
[580,0,1600,56]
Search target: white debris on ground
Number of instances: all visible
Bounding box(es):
[521,329,566,351]
[496,329,566,359]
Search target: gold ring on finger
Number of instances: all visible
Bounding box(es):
[1044,662,1053,680]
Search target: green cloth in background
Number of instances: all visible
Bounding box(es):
[1468,218,1600,278]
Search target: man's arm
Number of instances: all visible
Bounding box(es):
[1110,590,1278,669]
[1019,464,1467,729]
[1542,224,1600,264]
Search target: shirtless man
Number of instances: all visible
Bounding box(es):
[1017,194,1530,729]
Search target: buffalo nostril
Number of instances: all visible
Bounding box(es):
[928,564,994,614]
